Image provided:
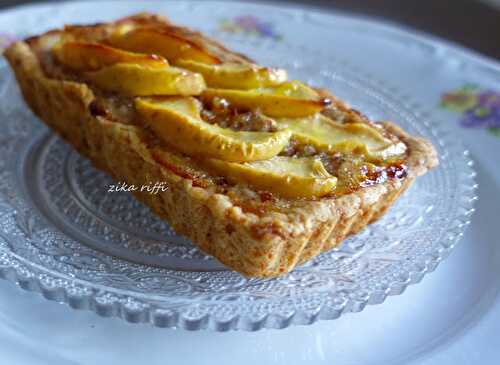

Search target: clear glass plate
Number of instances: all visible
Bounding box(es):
[0,37,476,331]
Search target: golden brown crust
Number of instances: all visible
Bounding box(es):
[4,18,438,277]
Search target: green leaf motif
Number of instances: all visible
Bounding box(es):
[440,88,478,113]
[488,128,500,137]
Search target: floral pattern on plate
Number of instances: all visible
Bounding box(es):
[441,84,500,137]
[218,15,282,40]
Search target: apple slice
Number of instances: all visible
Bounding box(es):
[174,59,287,89]
[85,63,206,96]
[53,41,169,71]
[108,27,221,65]
[206,156,337,198]
[201,81,331,117]
[135,97,291,162]
[277,114,407,161]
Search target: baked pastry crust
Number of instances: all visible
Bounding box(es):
[4,14,438,277]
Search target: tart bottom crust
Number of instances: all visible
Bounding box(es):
[4,41,438,277]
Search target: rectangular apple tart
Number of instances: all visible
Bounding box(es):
[4,13,438,277]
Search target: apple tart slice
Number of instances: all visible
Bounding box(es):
[4,13,438,277]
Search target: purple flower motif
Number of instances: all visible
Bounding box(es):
[218,15,282,40]
[460,90,500,128]
[234,16,259,32]
[461,105,500,128]
[478,90,500,108]
[441,85,500,137]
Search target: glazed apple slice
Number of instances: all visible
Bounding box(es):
[206,156,337,198]
[135,97,291,162]
[201,81,331,117]
[278,114,407,161]
[108,27,221,64]
[174,59,287,89]
[86,63,206,96]
[53,41,169,71]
